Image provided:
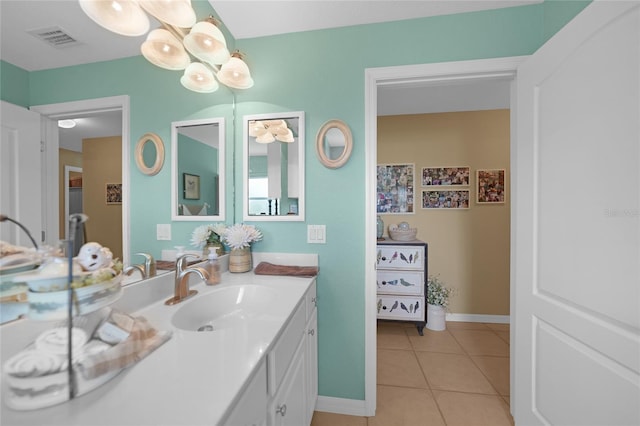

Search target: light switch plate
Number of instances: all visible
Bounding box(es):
[307,225,326,244]
[157,224,171,240]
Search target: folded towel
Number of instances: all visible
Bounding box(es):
[254,262,318,277]
[77,308,171,380]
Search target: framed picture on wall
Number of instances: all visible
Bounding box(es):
[421,189,470,209]
[421,166,470,186]
[476,169,506,204]
[377,163,415,214]
[105,183,122,204]
[183,173,200,200]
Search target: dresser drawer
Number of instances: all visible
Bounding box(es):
[376,270,423,296]
[376,246,424,270]
[377,295,424,321]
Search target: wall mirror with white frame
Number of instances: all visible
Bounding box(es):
[243,112,305,221]
[171,118,225,221]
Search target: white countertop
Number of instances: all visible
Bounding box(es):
[1,253,317,426]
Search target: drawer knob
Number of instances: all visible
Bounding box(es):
[276,404,287,417]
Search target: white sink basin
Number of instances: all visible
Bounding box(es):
[171,285,278,332]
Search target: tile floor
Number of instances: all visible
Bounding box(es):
[311,321,513,426]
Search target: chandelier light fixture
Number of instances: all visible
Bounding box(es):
[78,0,254,93]
[249,120,295,144]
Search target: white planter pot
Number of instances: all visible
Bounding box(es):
[426,304,446,331]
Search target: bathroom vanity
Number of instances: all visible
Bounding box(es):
[0,253,318,426]
[376,240,428,335]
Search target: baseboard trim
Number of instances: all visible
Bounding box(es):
[446,313,510,324]
[315,396,368,417]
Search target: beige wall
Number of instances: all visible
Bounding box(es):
[82,136,122,260]
[378,110,510,315]
[58,148,83,238]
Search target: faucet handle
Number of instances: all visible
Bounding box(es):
[134,252,156,277]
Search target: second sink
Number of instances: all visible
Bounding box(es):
[171,285,278,332]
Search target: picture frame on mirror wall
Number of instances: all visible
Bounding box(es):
[377,163,415,214]
[105,183,122,205]
[422,189,470,209]
[183,173,200,200]
[421,166,470,186]
[476,169,506,204]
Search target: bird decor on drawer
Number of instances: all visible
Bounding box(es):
[389,251,398,263]
[400,252,408,263]
[414,251,420,264]
[385,279,398,286]
[377,250,382,265]
[414,301,419,312]
[400,278,414,287]
[410,304,414,313]
[400,302,409,313]
[409,253,413,263]
[377,299,382,313]
[389,300,398,312]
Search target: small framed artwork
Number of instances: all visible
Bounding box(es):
[476,169,506,204]
[377,163,415,214]
[421,189,470,209]
[183,173,200,200]
[106,183,122,205]
[421,167,470,186]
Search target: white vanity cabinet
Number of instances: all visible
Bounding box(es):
[376,240,427,335]
[223,280,317,426]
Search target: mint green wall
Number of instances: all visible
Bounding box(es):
[177,134,219,214]
[0,60,30,107]
[0,1,586,402]
[542,0,591,42]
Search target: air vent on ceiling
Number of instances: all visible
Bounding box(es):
[28,26,81,48]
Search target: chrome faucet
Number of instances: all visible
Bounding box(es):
[123,252,156,280]
[165,254,209,305]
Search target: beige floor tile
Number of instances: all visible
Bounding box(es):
[408,329,465,354]
[450,329,510,356]
[433,390,514,426]
[495,330,510,344]
[378,332,412,350]
[446,321,491,330]
[485,323,510,332]
[311,411,367,426]
[377,349,428,388]
[415,352,496,394]
[471,355,510,396]
[368,385,445,426]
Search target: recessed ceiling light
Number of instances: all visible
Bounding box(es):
[58,119,76,129]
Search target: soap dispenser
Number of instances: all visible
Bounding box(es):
[205,251,221,285]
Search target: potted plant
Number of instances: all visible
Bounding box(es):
[221,224,262,273]
[426,275,453,331]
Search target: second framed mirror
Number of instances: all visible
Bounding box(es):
[243,112,305,221]
[171,117,225,221]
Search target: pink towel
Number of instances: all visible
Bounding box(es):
[254,262,318,277]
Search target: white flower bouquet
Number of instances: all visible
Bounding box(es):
[190,224,226,248]
[222,224,262,250]
[427,275,453,308]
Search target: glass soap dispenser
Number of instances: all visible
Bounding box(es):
[205,251,221,285]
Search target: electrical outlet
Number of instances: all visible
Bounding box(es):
[157,224,171,240]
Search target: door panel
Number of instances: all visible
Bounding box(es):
[0,101,42,247]
[515,2,640,425]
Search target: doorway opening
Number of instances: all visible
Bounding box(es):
[364,56,526,416]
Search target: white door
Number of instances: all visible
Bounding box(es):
[0,101,42,247]
[514,2,640,425]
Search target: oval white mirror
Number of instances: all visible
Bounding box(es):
[316,119,352,169]
[135,133,164,176]
[243,112,305,221]
[171,118,225,222]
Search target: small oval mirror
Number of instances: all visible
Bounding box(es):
[316,119,352,169]
[135,133,164,176]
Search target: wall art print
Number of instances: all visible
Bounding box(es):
[422,189,470,209]
[421,166,470,186]
[105,183,122,205]
[377,163,415,214]
[476,169,506,204]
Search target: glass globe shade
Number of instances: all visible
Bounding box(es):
[180,62,219,93]
[138,0,196,28]
[217,56,254,89]
[141,29,190,70]
[183,21,230,65]
[79,0,149,36]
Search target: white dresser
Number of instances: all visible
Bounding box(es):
[376,239,428,335]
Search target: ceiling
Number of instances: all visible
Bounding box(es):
[0,1,531,149]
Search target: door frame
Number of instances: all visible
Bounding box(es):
[364,56,526,416]
[64,165,83,241]
[31,95,130,264]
